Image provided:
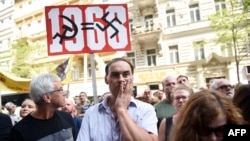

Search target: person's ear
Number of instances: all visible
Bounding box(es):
[42,94,51,103]
[105,77,108,84]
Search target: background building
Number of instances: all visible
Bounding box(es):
[0,0,249,100]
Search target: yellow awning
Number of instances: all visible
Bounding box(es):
[0,71,30,95]
[0,81,17,95]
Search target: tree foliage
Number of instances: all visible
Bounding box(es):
[243,0,250,11]
[11,39,56,78]
[209,0,250,83]
[11,39,33,78]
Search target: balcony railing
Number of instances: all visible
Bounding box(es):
[131,21,161,35]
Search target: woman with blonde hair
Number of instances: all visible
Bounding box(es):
[169,89,244,141]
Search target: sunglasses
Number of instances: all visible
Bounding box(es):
[217,85,234,90]
[198,125,225,137]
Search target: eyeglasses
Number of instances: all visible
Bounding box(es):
[47,88,67,94]
[198,125,225,137]
[217,85,234,90]
[174,96,188,101]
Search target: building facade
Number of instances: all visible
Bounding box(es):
[0,0,14,72]
[0,0,249,98]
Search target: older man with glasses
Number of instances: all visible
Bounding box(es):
[210,78,234,99]
[9,73,77,141]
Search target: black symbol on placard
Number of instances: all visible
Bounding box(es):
[95,12,122,38]
[53,15,78,44]
[81,22,94,30]
[53,12,123,44]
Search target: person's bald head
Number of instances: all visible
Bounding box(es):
[162,76,177,92]
[162,76,177,102]
[62,98,75,116]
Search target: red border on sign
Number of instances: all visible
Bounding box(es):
[45,4,131,56]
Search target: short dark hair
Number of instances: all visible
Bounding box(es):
[105,57,134,77]
[79,92,87,96]
[177,75,189,81]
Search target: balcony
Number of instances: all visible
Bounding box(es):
[131,21,161,35]
[130,18,161,44]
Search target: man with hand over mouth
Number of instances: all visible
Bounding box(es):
[77,57,158,141]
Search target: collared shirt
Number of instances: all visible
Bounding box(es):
[9,113,21,125]
[82,102,92,114]
[76,97,158,141]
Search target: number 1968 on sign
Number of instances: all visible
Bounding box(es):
[45,4,131,55]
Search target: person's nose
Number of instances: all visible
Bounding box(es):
[179,98,184,102]
[21,107,27,111]
[118,74,126,82]
[226,86,232,90]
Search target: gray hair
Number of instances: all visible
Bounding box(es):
[29,73,60,105]
[209,79,219,90]
[5,102,16,108]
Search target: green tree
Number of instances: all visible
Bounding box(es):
[209,0,250,83]
[11,39,33,78]
[11,39,56,78]
[243,0,250,11]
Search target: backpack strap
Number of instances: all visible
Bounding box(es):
[165,116,173,141]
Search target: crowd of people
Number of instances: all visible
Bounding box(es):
[0,57,250,141]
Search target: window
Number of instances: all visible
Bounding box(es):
[194,47,204,60]
[147,49,156,66]
[87,64,92,78]
[221,45,233,57]
[246,66,250,74]
[126,52,136,68]
[194,42,205,60]
[190,4,200,22]
[129,19,134,34]
[145,15,153,31]
[215,0,226,15]
[149,84,159,90]
[169,45,179,64]
[166,9,176,27]
[72,66,79,80]
[133,86,137,97]
[247,33,250,53]
[7,38,11,45]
